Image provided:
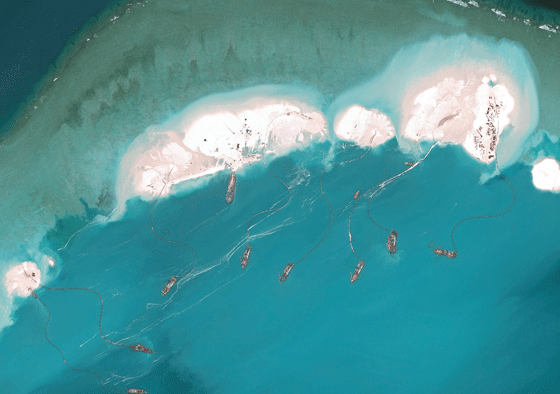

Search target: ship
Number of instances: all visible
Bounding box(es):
[31,291,38,298]
[161,276,178,296]
[353,190,360,199]
[127,389,147,394]
[386,230,398,256]
[433,247,457,259]
[279,262,294,283]
[404,162,415,166]
[226,172,236,204]
[350,260,365,283]
[130,344,154,354]
[241,245,252,269]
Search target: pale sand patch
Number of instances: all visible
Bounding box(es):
[5,262,41,297]
[401,66,515,164]
[334,106,395,147]
[46,256,55,267]
[532,157,560,192]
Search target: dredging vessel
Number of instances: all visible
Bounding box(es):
[351,260,365,283]
[387,230,398,256]
[127,389,147,394]
[130,344,154,354]
[241,245,252,269]
[433,247,457,259]
[279,262,294,283]
[226,172,236,204]
[161,276,178,296]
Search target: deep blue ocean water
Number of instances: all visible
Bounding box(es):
[0,0,118,135]
[2,140,560,393]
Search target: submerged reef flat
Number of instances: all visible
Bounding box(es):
[2,0,560,393]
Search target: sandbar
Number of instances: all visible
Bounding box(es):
[531,157,560,192]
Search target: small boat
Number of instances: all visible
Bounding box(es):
[404,162,415,166]
[351,260,365,283]
[386,230,397,256]
[279,262,294,283]
[353,190,360,199]
[241,245,252,269]
[226,172,236,204]
[161,276,178,296]
[130,344,154,354]
[433,247,457,259]
[127,389,147,394]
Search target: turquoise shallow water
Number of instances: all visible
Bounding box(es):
[2,0,560,393]
[2,140,560,393]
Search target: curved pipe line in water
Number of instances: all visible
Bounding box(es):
[449,100,516,254]
[293,145,371,267]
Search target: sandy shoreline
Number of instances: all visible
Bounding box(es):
[113,86,327,218]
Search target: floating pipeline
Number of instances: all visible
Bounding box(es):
[283,144,371,282]
[149,172,197,296]
[31,291,148,394]
[364,141,440,256]
[24,271,153,353]
[241,154,292,269]
[440,97,516,259]
[346,140,439,281]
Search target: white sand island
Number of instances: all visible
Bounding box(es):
[328,35,539,169]
[401,71,514,164]
[334,106,395,147]
[531,157,560,192]
[114,86,326,217]
[4,262,41,297]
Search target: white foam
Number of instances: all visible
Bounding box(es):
[334,105,395,147]
[531,158,560,192]
[4,262,41,297]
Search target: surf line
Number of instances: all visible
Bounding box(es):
[24,271,154,354]
[347,141,440,282]
[434,97,516,259]
[278,144,371,283]
[149,168,197,297]
[240,154,292,269]
[30,290,148,394]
